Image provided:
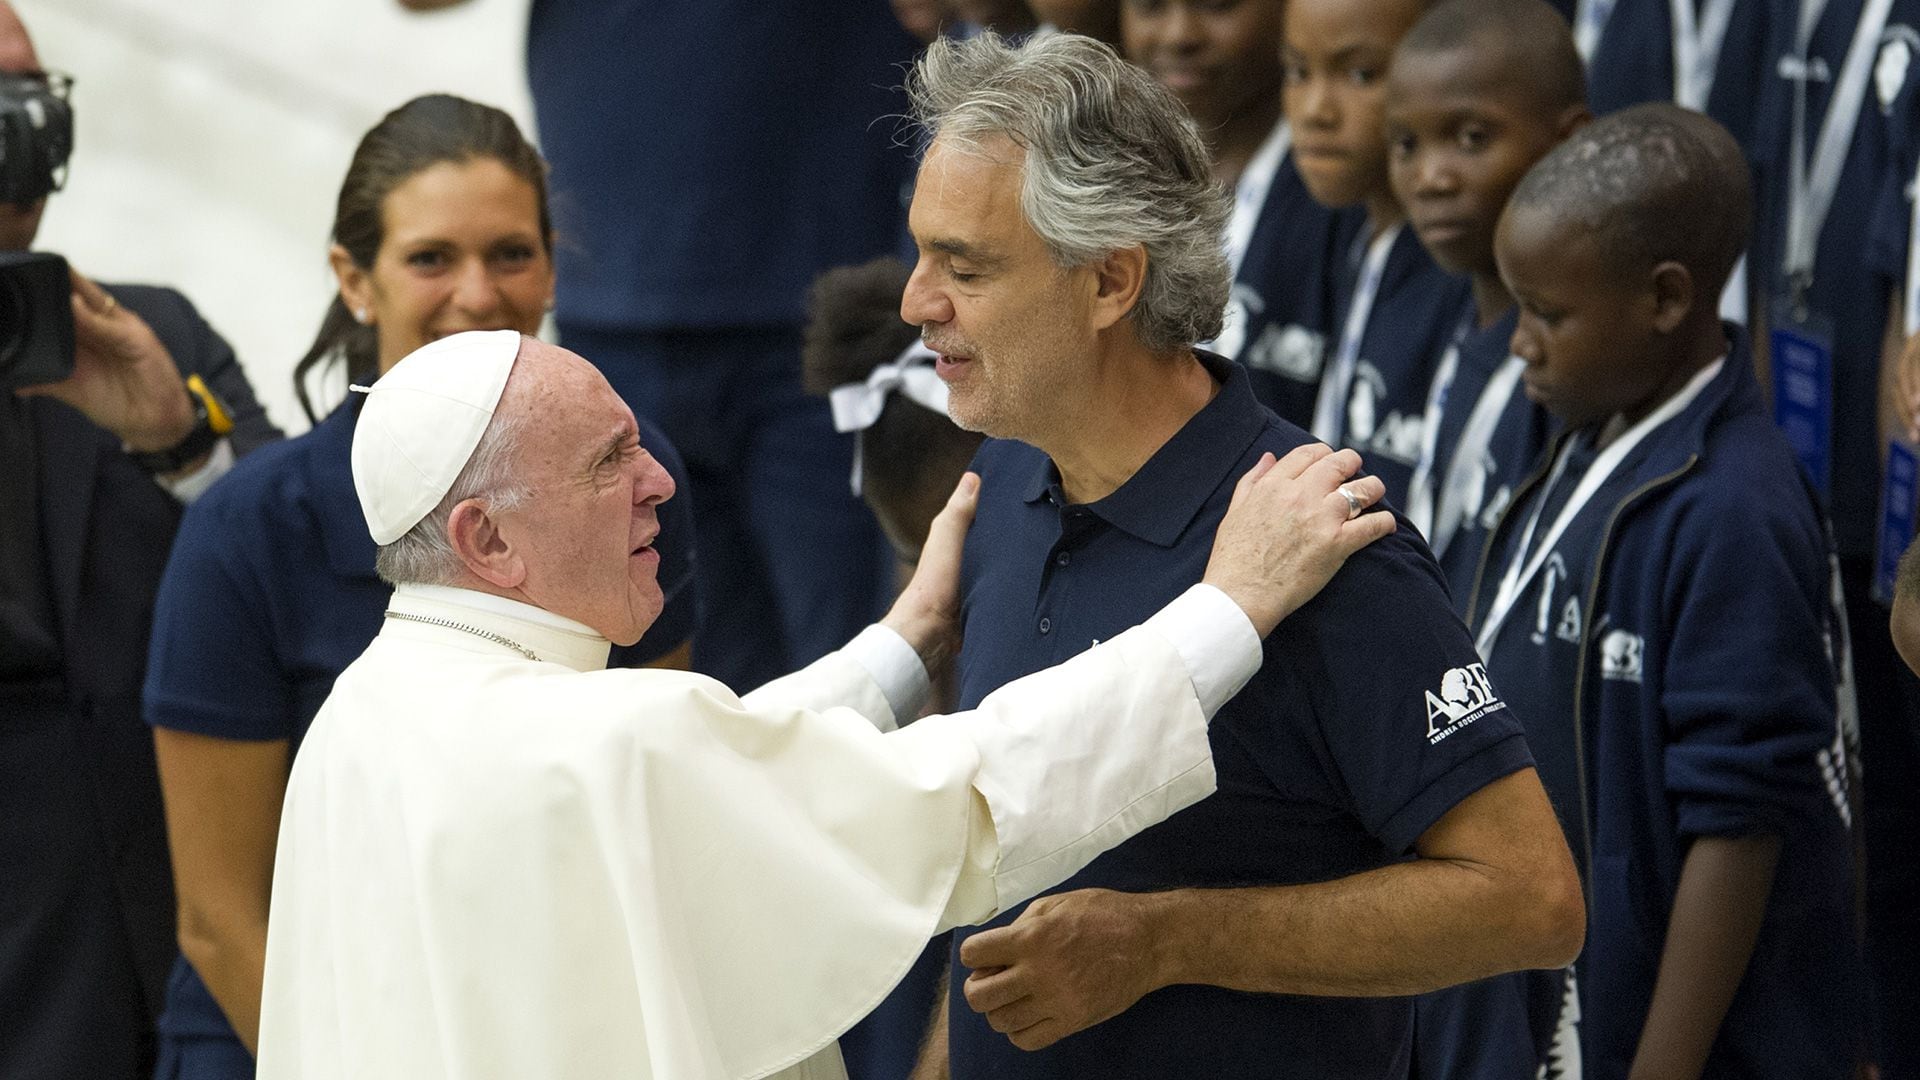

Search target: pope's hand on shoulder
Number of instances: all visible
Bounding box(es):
[14,266,197,454]
[957,887,1164,1051]
[881,471,979,676]
[1203,444,1394,637]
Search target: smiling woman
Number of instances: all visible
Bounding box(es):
[138,93,699,1080]
[290,93,553,424]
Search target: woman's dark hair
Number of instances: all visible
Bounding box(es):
[293,93,551,423]
[802,257,984,561]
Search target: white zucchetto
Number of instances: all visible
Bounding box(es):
[350,329,521,545]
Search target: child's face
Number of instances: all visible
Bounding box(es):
[1122,0,1284,132]
[1496,202,1668,430]
[1384,44,1574,277]
[1282,0,1425,210]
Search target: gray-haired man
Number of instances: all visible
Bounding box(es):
[899,32,1583,1079]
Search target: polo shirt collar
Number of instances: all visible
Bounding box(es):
[1021,351,1269,548]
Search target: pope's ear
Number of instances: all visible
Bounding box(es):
[447,499,524,588]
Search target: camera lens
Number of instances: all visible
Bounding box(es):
[0,274,25,371]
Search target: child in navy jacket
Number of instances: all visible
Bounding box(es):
[1473,103,1862,1079]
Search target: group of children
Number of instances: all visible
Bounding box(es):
[805,0,1920,1076]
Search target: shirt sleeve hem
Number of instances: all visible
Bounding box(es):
[1375,733,1535,854]
[145,693,292,741]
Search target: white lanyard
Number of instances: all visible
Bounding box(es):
[1405,310,1477,536]
[1312,223,1402,444]
[1474,359,1724,658]
[1907,152,1920,335]
[1430,355,1526,559]
[1673,0,1741,109]
[1225,119,1291,278]
[1785,0,1895,287]
[1575,0,1619,60]
[1405,344,1458,536]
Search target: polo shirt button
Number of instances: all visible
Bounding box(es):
[1055,552,1071,567]
[1038,617,1052,635]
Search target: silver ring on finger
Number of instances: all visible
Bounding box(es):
[1337,485,1363,521]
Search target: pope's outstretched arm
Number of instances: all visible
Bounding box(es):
[255,442,1392,1080]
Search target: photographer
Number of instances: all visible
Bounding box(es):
[0,3,278,1078]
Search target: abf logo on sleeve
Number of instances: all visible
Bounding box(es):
[1424,663,1508,744]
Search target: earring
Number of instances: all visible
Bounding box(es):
[354,306,369,325]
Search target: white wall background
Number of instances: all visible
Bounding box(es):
[19,0,535,433]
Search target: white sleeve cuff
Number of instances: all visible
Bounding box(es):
[841,624,930,731]
[157,438,234,505]
[1142,583,1262,717]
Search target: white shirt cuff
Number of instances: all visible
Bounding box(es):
[1142,583,1262,717]
[157,438,234,505]
[841,624,930,731]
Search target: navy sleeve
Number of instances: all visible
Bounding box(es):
[1272,521,1535,853]
[612,412,700,667]
[143,486,297,741]
[1658,477,1840,838]
[149,286,281,456]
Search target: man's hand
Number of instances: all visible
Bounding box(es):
[882,472,979,675]
[1204,445,1393,637]
[16,269,195,453]
[957,888,1162,1051]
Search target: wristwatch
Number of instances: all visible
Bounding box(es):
[130,374,235,475]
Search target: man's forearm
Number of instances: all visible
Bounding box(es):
[1142,850,1578,998]
[1626,833,1781,1080]
[908,976,951,1080]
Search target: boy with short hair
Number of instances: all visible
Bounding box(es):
[1123,0,1363,426]
[1476,102,1862,1078]
[1283,0,1469,509]
[1383,0,1588,607]
[1377,9,1593,1072]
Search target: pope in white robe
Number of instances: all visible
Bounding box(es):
[254,331,1393,1080]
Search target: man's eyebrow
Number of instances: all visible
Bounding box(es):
[586,428,629,468]
[927,238,1005,268]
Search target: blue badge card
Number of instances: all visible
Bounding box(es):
[1771,311,1835,497]
[1874,439,1919,606]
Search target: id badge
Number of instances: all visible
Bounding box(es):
[1770,304,1835,497]
[1874,439,1919,606]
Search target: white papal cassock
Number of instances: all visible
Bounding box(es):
[257,580,1257,1080]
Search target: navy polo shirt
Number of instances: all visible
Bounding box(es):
[1231,153,1365,428]
[1325,225,1471,510]
[946,352,1535,1079]
[142,398,698,1042]
[526,0,917,330]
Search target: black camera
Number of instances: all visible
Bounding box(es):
[0,251,75,391]
[0,71,74,204]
